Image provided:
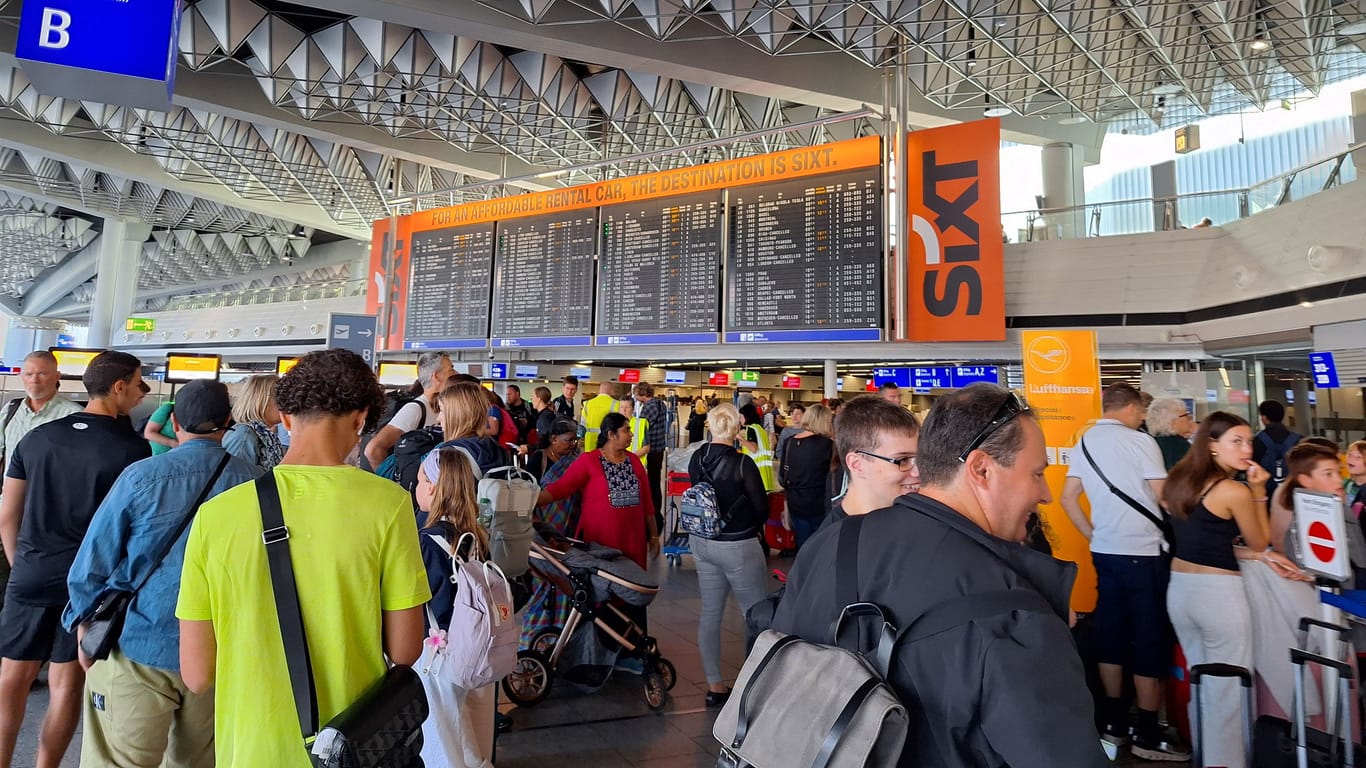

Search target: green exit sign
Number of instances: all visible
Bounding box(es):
[738,370,760,383]
[125,317,155,332]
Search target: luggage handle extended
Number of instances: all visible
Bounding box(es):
[1190,663,1253,768]
[1297,617,1352,660]
[1291,648,1355,768]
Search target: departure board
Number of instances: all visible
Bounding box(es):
[403,222,495,349]
[491,210,597,347]
[597,192,723,346]
[725,169,883,342]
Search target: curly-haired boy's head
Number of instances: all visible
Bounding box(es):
[275,349,386,430]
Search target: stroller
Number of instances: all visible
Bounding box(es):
[500,525,677,710]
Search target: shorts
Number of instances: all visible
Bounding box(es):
[0,599,78,663]
[1091,553,1171,679]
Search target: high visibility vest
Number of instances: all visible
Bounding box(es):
[629,416,649,467]
[581,395,618,452]
[741,424,776,491]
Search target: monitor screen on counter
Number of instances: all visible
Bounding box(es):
[165,354,221,384]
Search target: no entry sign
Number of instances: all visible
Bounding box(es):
[1294,490,1350,582]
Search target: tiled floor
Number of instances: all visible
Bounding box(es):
[12,549,1185,767]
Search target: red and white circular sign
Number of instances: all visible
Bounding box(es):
[1307,520,1337,564]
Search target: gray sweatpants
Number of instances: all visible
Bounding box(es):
[1169,571,1253,768]
[690,535,770,685]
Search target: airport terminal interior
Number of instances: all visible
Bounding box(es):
[2,0,1366,765]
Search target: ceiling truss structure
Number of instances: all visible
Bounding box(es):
[474,0,1366,129]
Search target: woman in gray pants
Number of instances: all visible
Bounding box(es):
[687,403,770,708]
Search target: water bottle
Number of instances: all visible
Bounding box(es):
[478,497,493,529]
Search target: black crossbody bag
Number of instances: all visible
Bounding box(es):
[255,473,428,768]
[1079,437,1176,551]
[80,453,232,661]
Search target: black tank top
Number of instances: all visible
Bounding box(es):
[1171,482,1242,571]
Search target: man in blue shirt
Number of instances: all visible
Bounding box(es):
[64,380,259,768]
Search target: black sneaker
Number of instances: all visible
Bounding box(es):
[1130,737,1190,762]
[495,712,514,734]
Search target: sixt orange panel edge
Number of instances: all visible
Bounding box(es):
[904,119,1005,342]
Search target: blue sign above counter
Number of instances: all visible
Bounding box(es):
[1310,352,1340,388]
[873,365,1001,389]
[16,0,181,110]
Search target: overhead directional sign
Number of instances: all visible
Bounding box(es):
[1309,352,1340,388]
[326,313,379,365]
[125,317,156,332]
[16,0,181,110]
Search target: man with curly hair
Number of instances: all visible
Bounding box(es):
[177,349,430,766]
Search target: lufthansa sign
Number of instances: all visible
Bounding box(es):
[16,0,181,111]
[904,119,1006,342]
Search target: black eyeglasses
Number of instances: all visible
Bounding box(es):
[856,450,916,471]
[958,391,1030,463]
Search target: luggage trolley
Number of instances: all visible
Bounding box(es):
[661,442,705,565]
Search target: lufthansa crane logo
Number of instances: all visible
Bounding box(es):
[1025,335,1070,375]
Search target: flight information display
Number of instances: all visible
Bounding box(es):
[403,222,495,349]
[597,192,723,346]
[725,168,883,342]
[492,210,598,347]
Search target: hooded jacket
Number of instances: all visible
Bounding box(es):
[771,493,1108,768]
[688,442,767,541]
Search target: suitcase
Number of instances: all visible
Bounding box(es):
[1192,663,1254,768]
[1170,643,1193,743]
[1251,642,1360,768]
[763,491,794,553]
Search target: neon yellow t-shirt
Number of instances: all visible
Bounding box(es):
[176,465,431,768]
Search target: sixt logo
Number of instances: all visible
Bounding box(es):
[911,151,983,318]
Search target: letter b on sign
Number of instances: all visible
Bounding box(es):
[39,7,71,49]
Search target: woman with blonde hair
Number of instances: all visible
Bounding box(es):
[414,448,496,768]
[222,374,283,471]
[438,381,511,477]
[686,402,768,708]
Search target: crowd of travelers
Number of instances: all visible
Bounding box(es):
[0,345,1360,767]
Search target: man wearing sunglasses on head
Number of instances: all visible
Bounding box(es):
[773,384,1108,767]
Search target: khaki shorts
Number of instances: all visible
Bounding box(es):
[81,650,214,768]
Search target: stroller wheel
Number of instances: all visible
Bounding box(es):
[655,658,677,692]
[666,554,679,565]
[643,671,667,710]
[501,650,553,707]
[530,628,561,656]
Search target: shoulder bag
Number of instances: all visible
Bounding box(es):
[80,453,232,661]
[1079,436,1175,551]
[255,472,429,768]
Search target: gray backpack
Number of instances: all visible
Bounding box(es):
[713,517,1051,768]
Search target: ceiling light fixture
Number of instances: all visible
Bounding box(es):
[984,105,1012,117]
[1058,115,1089,125]
[1250,38,1272,51]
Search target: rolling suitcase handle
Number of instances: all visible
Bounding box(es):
[1290,649,1355,768]
[1191,663,1253,768]
[1298,618,1352,657]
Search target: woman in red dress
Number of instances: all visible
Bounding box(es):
[538,412,660,568]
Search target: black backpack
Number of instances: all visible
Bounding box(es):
[1257,430,1302,497]
[359,396,426,471]
[389,426,444,495]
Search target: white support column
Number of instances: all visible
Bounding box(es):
[1252,359,1268,414]
[87,219,150,348]
[824,359,839,401]
[1041,142,1085,239]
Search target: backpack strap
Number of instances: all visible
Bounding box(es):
[2,397,23,432]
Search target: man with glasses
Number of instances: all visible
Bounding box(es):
[1059,383,1184,761]
[774,383,1109,767]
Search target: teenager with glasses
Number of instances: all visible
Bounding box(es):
[775,383,1109,767]
[822,395,920,527]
